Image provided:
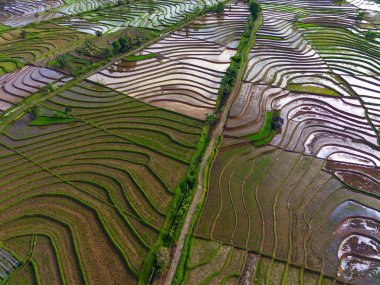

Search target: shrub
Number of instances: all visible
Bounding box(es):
[112,40,122,53]
[56,54,70,67]
[95,30,103,37]
[155,247,170,274]
[30,105,43,118]
[365,30,378,40]
[206,114,218,125]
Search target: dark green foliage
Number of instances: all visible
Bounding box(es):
[365,29,379,40]
[218,13,257,109]
[64,106,72,117]
[95,30,103,37]
[30,105,43,118]
[117,0,127,6]
[56,54,70,67]
[112,40,122,53]
[249,1,261,20]
[112,36,131,54]
[216,2,225,13]
[355,11,365,22]
[206,114,218,125]
[271,115,283,130]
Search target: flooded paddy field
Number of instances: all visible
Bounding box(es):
[88,3,249,119]
[189,0,380,284]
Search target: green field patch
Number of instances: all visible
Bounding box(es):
[287,83,341,96]
[0,58,24,75]
[28,105,78,126]
[245,111,278,146]
[125,53,156,61]
[257,34,283,41]
[29,116,78,126]
[0,24,10,33]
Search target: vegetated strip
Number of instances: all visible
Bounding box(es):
[0,1,225,133]
[163,2,263,285]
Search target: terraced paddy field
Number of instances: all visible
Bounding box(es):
[188,1,380,285]
[88,3,249,119]
[0,23,90,75]
[0,0,119,27]
[0,79,204,284]
[184,237,348,285]
[0,66,69,113]
[0,0,63,27]
[56,0,223,35]
[1,0,380,284]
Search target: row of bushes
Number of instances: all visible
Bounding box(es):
[169,1,263,284]
[217,1,261,112]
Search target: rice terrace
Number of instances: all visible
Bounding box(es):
[0,0,379,284]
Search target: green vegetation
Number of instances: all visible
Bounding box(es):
[155,246,170,274]
[249,1,261,20]
[218,2,261,109]
[28,105,77,126]
[1,80,204,284]
[125,53,156,61]
[246,111,279,146]
[0,58,24,76]
[287,83,341,96]
[365,29,379,40]
[257,34,283,40]
[215,2,225,13]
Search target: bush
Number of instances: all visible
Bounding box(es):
[112,40,122,53]
[56,54,70,67]
[95,30,103,37]
[365,30,378,40]
[206,113,218,125]
[155,247,170,274]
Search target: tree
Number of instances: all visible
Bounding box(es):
[20,30,28,39]
[64,106,72,117]
[249,1,261,20]
[30,105,43,118]
[47,82,57,93]
[95,30,103,37]
[216,2,225,13]
[155,247,170,274]
[355,11,365,22]
[112,40,122,53]
[56,54,70,67]
[83,40,97,56]
[118,37,130,51]
[206,113,218,125]
[272,116,284,130]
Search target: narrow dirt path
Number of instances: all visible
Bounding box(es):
[163,14,262,285]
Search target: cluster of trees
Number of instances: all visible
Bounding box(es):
[29,105,72,119]
[112,36,132,54]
